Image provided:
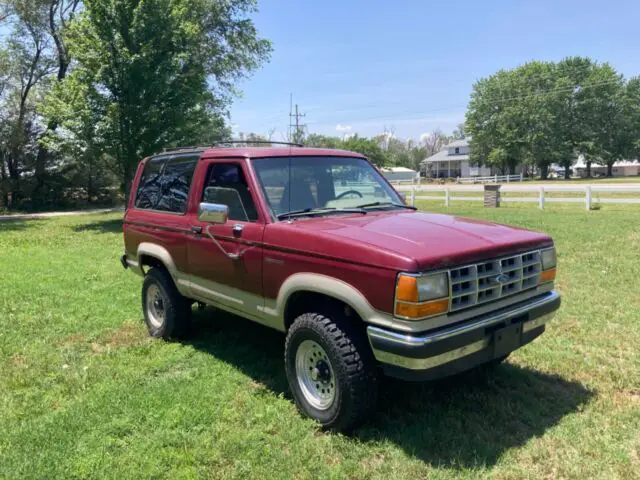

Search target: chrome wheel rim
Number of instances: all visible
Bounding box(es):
[146,284,165,328]
[295,340,336,410]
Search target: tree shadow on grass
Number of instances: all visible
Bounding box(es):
[0,218,43,232]
[72,218,123,234]
[184,307,594,469]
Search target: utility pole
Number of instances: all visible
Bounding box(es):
[289,94,306,144]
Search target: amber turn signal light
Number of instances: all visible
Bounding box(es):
[395,298,449,319]
[540,268,556,283]
[396,275,419,302]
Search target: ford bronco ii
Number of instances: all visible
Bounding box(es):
[121,144,560,431]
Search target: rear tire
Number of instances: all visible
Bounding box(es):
[142,268,191,340]
[284,312,378,432]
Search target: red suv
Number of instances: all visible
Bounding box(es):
[121,144,560,431]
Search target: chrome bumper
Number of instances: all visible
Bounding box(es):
[367,290,560,380]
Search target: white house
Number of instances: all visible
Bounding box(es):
[421,139,492,179]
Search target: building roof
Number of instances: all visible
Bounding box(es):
[446,138,470,149]
[420,138,471,164]
[421,149,470,164]
[380,167,417,173]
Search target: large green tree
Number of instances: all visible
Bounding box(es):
[466,57,634,178]
[47,0,271,194]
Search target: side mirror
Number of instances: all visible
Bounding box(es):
[198,202,229,224]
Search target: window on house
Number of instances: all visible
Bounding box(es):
[455,147,460,154]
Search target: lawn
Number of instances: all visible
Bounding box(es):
[1,205,639,479]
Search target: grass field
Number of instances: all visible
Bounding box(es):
[1,205,639,479]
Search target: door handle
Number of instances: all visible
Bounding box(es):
[232,224,244,236]
[191,225,203,234]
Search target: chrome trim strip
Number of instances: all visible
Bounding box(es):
[374,338,490,370]
[368,290,559,348]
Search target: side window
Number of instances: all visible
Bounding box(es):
[135,154,197,213]
[135,157,165,210]
[155,155,197,213]
[201,163,258,222]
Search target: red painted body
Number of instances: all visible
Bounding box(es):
[124,147,553,316]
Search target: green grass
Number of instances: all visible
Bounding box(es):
[1,208,639,479]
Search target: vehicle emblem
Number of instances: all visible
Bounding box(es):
[494,273,510,284]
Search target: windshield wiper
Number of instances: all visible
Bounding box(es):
[355,201,417,211]
[277,207,367,220]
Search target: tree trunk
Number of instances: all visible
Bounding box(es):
[540,164,549,180]
[564,165,571,179]
[607,162,614,177]
[586,160,591,178]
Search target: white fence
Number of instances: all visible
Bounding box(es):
[390,173,524,186]
[457,173,524,184]
[396,184,640,210]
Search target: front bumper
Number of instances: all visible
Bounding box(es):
[367,290,561,381]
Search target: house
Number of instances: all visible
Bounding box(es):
[421,138,530,178]
[420,139,492,178]
[380,166,419,182]
[573,159,640,178]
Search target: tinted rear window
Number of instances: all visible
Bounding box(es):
[135,154,198,213]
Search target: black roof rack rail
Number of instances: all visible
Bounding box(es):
[213,140,304,148]
[161,146,209,153]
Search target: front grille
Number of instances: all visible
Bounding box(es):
[449,250,542,312]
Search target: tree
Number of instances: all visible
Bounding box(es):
[47,0,271,195]
[465,57,630,179]
[420,129,449,157]
[342,135,389,167]
[0,6,56,207]
[452,123,466,140]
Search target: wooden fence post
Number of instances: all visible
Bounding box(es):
[539,186,545,210]
[445,187,450,207]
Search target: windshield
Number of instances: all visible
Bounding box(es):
[251,156,403,219]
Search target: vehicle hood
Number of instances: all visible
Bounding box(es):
[274,211,553,271]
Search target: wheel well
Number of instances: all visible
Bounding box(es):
[284,291,362,331]
[139,254,167,274]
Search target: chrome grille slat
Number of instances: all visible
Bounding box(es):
[448,250,542,312]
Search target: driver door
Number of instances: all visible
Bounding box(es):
[186,159,265,319]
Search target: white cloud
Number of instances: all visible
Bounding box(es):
[230,123,240,131]
[335,124,352,132]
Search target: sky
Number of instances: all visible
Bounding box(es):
[230,0,640,142]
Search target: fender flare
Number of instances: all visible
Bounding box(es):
[274,273,396,330]
[136,242,178,277]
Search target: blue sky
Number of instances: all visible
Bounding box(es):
[231,0,640,141]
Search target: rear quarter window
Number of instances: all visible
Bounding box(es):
[135,154,198,213]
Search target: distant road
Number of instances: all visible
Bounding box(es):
[0,208,122,223]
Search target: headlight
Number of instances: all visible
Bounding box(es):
[540,247,557,283]
[395,272,449,319]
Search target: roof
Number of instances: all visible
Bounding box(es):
[153,146,367,160]
[421,149,470,164]
[446,138,470,148]
[380,167,417,173]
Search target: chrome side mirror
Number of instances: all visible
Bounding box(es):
[198,202,229,224]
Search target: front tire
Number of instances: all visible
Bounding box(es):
[142,268,191,340]
[284,312,378,432]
